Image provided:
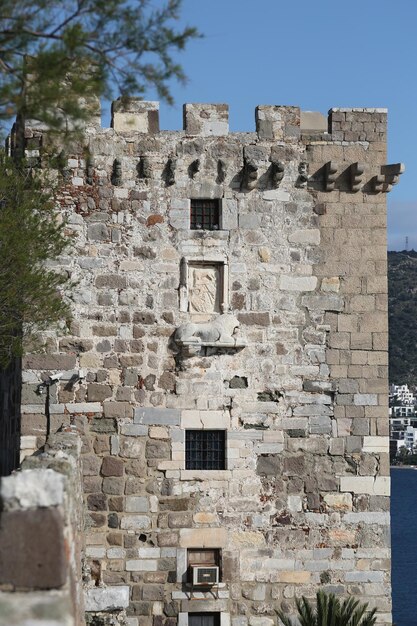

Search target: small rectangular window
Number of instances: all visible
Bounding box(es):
[189,614,220,626]
[190,199,220,230]
[185,430,226,470]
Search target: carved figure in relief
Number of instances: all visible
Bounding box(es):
[174,314,240,346]
[188,267,219,314]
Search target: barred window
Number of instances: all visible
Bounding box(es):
[185,430,226,470]
[189,614,220,626]
[190,199,220,230]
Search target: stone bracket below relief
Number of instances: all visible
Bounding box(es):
[178,339,246,358]
[180,339,247,348]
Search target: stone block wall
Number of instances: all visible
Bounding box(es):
[0,432,85,626]
[14,100,399,625]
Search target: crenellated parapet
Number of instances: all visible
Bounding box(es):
[10,100,404,197]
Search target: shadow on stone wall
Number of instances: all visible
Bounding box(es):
[0,358,22,477]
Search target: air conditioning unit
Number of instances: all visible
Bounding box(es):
[192,566,219,586]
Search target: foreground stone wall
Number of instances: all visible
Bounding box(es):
[0,432,85,626]
[16,101,397,624]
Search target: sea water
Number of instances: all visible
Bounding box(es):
[391,467,417,626]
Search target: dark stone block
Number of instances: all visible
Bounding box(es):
[88,512,106,528]
[134,246,157,259]
[108,496,124,511]
[158,557,176,571]
[158,371,176,391]
[307,492,320,510]
[95,275,128,289]
[164,602,179,617]
[22,354,76,370]
[287,429,306,438]
[159,497,191,512]
[157,531,179,547]
[283,456,305,476]
[231,293,246,310]
[142,585,165,601]
[90,418,117,433]
[222,552,240,582]
[103,477,124,495]
[256,455,282,476]
[101,456,124,477]
[0,508,67,589]
[146,440,170,460]
[167,513,193,528]
[87,384,112,402]
[237,312,270,326]
[133,312,156,324]
[107,532,123,545]
[108,513,119,529]
[129,601,152,616]
[87,493,108,511]
[132,584,142,601]
[258,390,282,402]
[229,376,248,389]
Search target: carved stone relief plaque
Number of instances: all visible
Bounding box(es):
[188,264,221,315]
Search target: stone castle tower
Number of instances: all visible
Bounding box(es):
[13,100,401,624]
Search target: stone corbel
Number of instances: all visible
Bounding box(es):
[57,149,71,182]
[179,257,188,313]
[241,158,258,191]
[138,156,152,179]
[324,161,339,191]
[165,157,177,186]
[296,162,309,188]
[111,158,122,186]
[217,159,227,183]
[373,163,405,193]
[349,162,365,192]
[270,159,285,188]
[188,159,200,179]
[86,152,95,185]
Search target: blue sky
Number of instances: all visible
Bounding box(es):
[118,0,416,251]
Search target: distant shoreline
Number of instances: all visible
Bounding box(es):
[391,465,417,469]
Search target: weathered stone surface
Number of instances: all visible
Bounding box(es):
[135,408,180,425]
[146,440,171,459]
[0,508,66,589]
[90,418,117,433]
[168,513,193,528]
[101,456,124,477]
[85,585,130,611]
[237,312,270,326]
[256,455,282,476]
[87,383,112,401]
[1,469,65,509]
[22,354,77,370]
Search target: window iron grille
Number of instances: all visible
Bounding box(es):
[190,199,220,231]
[188,613,220,626]
[185,430,226,470]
